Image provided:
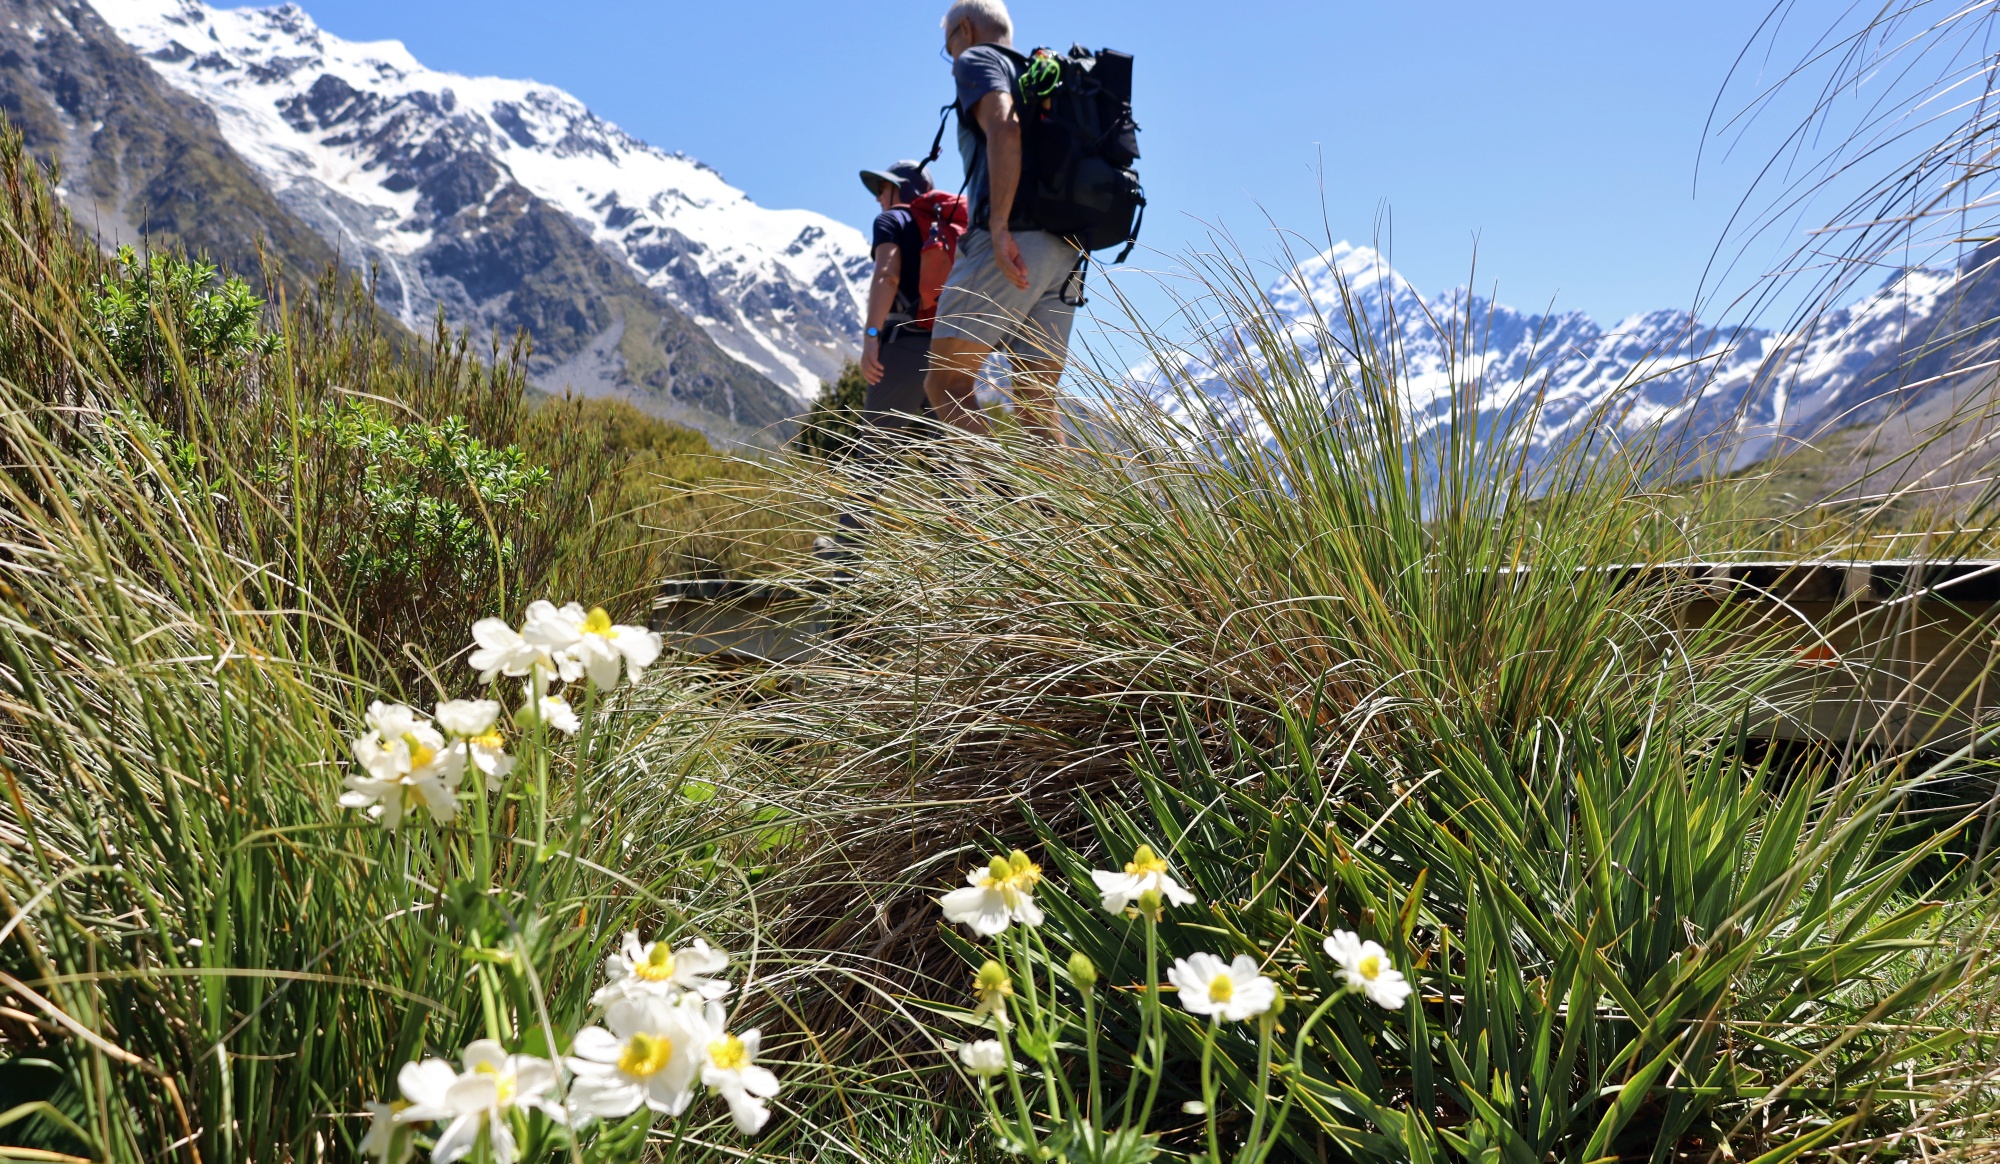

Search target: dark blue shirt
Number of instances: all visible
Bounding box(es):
[871,207,922,314]
[953,43,1021,228]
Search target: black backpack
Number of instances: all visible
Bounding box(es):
[1013,45,1145,262]
[925,45,1145,267]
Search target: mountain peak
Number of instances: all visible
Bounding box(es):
[89,0,868,403]
[1159,238,1994,475]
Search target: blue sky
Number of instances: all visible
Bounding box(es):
[216,0,1821,327]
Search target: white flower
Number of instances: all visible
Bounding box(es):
[1090,844,1197,916]
[394,1040,560,1164]
[957,1039,1008,1078]
[593,933,732,1006]
[468,602,584,688]
[455,734,514,788]
[432,704,512,792]
[702,1022,781,1135]
[1167,952,1276,1023]
[524,604,584,684]
[564,607,665,691]
[434,699,501,738]
[468,619,539,686]
[436,699,513,788]
[939,851,1044,935]
[567,994,708,1121]
[359,1100,412,1164]
[1323,930,1412,1010]
[341,702,462,828]
[531,693,581,736]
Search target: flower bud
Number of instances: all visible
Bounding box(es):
[1067,951,1098,992]
[1135,887,1165,920]
[975,959,1012,998]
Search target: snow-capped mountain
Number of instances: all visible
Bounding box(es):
[88,0,870,411]
[1150,240,1988,474]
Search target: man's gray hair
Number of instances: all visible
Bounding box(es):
[942,0,1013,44]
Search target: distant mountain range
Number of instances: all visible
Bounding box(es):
[6,0,1995,469]
[0,0,873,442]
[1148,241,2000,481]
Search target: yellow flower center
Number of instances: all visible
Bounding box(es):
[1125,844,1169,877]
[708,1034,748,1071]
[469,729,504,751]
[1208,973,1235,1004]
[981,852,1041,895]
[634,944,677,982]
[975,960,1013,1000]
[584,607,614,635]
[472,1062,516,1106]
[618,1032,674,1078]
[1357,954,1381,981]
[403,735,436,771]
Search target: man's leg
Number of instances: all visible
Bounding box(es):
[1000,247,1082,442]
[1005,354,1067,441]
[924,335,995,434]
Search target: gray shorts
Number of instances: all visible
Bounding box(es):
[862,325,931,432]
[932,228,1083,359]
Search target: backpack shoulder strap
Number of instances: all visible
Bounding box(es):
[921,102,954,171]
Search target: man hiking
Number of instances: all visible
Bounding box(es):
[924,0,1082,441]
[857,159,938,437]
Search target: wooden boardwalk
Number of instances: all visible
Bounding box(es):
[655,560,2000,750]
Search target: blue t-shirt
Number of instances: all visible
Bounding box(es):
[953,43,1021,229]
[871,207,922,313]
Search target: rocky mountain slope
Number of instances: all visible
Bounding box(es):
[81,0,874,440]
[1148,241,1999,481]
[0,0,341,288]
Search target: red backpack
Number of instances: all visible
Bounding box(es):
[907,190,968,330]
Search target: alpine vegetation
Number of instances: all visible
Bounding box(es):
[936,842,1409,1164]
[342,601,786,1163]
[9,1,2000,1158]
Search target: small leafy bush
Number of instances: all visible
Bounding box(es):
[286,400,551,588]
[87,245,281,390]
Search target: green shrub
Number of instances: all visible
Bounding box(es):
[88,244,280,385]
[285,399,551,589]
[791,361,869,460]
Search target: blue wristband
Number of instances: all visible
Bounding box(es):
[865,326,881,338]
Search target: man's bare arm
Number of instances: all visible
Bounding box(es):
[860,240,901,384]
[867,242,902,327]
[976,89,1023,231]
[975,88,1031,289]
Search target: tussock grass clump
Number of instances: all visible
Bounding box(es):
[732,231,2000,1160]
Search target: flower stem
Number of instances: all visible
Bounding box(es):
[1200,1019,1221,1164]
[1016,929,1067,1126]
[1136,913,1166,1129]
[1242,993,1347,1164]
[1083,983,1102,1126]
[1240,1010,1274,1164]
[996,1013,1039,1155]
